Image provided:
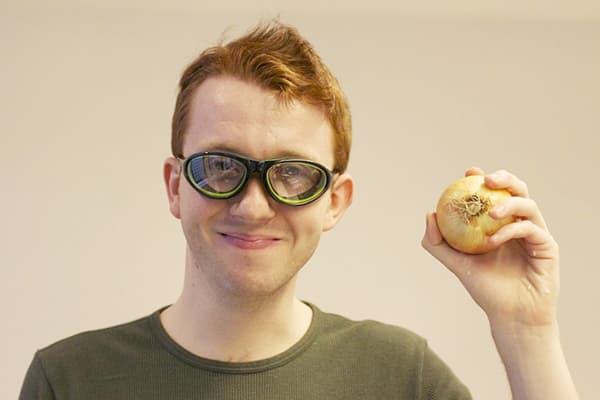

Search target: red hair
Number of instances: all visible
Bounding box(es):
[171,20,352,172]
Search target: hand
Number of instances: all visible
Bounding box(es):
[422,167,560,329]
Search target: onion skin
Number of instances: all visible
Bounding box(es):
[435,175,514,254]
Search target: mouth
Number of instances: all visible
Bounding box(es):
[219,232,281,250]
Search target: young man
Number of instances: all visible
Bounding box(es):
[20,21,578,399]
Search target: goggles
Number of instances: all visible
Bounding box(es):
[180,151,335,206]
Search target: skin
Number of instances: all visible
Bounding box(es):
[422,167,579,399]
[161,75,353,362]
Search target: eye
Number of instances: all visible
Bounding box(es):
[208,157,236,171]
[279,165,302,177]
[271,163,322,189]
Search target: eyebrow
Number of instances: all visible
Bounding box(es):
[199,144,316,161]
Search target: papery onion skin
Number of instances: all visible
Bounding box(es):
[435,175,514,254]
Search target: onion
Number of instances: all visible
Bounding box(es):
[435,175,514,254]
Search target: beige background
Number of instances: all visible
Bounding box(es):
[3,2,599,399]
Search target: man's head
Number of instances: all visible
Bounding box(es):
[164,21,354,300]
[171,20,352,174]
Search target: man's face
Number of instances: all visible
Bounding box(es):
[164,75,352,300]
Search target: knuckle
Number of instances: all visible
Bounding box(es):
[491,169,507,180]
[517,219,534,234]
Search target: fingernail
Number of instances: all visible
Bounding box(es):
[425,213,437,243]
[489,172,500,181]
[493,205,505,216]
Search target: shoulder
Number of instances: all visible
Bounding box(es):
[39,312,152,352]
[310,305,472,398]
[313,305,428,361]
[317,306,425,343]
[35,309,160,374]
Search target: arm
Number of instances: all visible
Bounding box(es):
[422,168,579,400]
[20,353,56,400]
[490,318,577,400]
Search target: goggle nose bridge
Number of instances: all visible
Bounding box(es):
[244,158,268,177]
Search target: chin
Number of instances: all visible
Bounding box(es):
[216,265,299,300]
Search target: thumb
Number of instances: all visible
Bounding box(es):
[421,212,471,279]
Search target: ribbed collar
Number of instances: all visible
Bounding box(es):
[149,302,321,374]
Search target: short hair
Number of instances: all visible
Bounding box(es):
[171,20,352,173]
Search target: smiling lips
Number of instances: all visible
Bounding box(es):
[219,232,281,250]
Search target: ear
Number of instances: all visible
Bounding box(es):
[163,157,182,219]
[322,172,354,232]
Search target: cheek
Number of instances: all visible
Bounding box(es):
[286,217,324,270]
[288,203,328,245]
[178,190,220,232]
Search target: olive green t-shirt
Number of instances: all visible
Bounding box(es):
[20,304,471,399]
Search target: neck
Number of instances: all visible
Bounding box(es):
[160,257,313,362]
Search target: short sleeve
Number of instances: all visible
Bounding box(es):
[421,343,472,400]
[19,353,56,400]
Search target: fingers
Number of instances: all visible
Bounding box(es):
[489,197,548,230]
[465,166,485,176]
[488,219,558,260]
[484,169,529,197]
[476,169,549,232]
[464,167,544,228]
[463,168,530,198]
[490,219,546,246]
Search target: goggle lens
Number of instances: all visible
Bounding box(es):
[188,154,246,197]
[267,162,328,204]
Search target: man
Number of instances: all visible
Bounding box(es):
[20,20,578,399]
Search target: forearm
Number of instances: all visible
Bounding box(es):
[490,320,579,400]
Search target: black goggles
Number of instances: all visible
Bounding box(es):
[180,151,335,206]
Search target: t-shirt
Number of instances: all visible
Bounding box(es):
[20,303,472,399]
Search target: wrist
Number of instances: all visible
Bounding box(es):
[490,317,560,341]
[490,317,561,359]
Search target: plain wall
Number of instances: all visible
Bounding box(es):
[3,3,599,399]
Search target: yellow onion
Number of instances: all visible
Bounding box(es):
[436,175,514,254]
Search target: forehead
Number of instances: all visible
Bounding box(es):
[183,76,335,165]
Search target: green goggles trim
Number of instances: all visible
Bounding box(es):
[180,151,335,206]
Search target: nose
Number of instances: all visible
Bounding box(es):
[228,177,276,221]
